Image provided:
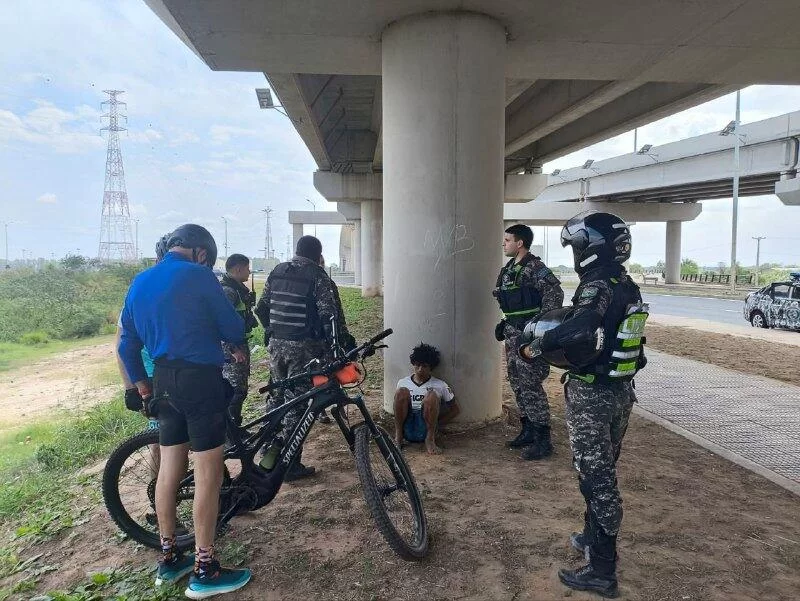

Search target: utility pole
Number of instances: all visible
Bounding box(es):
[286,235,291,261]
[633,128,638,153]
[752,236,766,286]
[98,90,136,263]
[221,216,229,260]
[261,207,273,262]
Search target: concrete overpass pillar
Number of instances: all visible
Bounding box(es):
[382,13,505,420]
[292,223,304,254]
[665,220,682,284]
[352,219,362,286]
[361,201,382,297]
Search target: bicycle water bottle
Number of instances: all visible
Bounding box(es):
[259,438,283,470]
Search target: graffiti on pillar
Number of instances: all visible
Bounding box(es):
[424,224,476,270]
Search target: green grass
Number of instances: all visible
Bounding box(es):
[0,285,385,600]
[0,335,114,373]
[0,395,142,530]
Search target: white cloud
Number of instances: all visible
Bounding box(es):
[129,203,148,216]
[209,124,260,145]
[168,130,201,146]
[36,193,57,204]
[155,209,185,223]
[171,162,196,174]
[127,128,163,144]
[0,103,104,154]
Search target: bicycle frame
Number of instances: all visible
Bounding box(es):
[205,372,392,526]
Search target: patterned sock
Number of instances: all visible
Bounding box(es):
[160,534,177,563]
[195,545,216,576]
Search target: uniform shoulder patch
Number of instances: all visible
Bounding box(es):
[577,283,606,307]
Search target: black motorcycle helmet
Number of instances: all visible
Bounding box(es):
[154,232,171,262]
[166,224,218,268]
[560,211,631,276]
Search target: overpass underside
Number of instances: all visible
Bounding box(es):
[145,0,800,420]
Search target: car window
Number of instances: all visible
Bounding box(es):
[773,284,790,298]
[792,286,800,300]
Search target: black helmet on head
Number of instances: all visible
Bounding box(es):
[166,224,218,268]
[560,211,631,276]
[154,232,171,262]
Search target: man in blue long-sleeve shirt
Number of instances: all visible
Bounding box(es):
[118,224,252,597]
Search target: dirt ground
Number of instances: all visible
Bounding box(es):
[645,324,800,387]
[10,374,799,601]
[4,322,800,600]
[0,341,117,431]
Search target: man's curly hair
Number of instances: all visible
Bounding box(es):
[409,342,441,369]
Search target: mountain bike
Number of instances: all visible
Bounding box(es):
[102,327,429,560]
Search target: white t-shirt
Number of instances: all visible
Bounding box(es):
[396,375,455,411]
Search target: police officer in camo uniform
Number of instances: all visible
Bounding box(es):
[520,211,648,598]
[494,223,564,460]
[220,253,259,425]
[254,235,355,481]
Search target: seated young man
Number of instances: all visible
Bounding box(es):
[394,343,461,454]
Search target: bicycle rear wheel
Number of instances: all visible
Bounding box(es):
[102,429,197,550]
[353,424,428,560]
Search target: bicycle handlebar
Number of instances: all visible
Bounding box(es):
[257,328,393,394]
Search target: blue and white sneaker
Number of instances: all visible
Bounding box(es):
[185,561,251,599]
[155,552,195,586]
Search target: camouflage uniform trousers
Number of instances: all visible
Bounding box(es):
[222,343,250,424]
[564,378,636,537]
[267,338,328,439]
[504,323,551,426]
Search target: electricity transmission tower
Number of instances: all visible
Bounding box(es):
[98,90,136,262]
[261,207,274,261]
[285,235,291,261]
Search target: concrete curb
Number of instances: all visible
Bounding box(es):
[633,405,800,497]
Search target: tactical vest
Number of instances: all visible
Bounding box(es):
[573,276,648,383]
[494,255,543,325]
[266,262,323,341]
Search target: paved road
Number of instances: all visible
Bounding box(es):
[564,288,746,326]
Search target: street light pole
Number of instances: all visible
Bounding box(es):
[222,216,229,260]
[305,198,317,236]
[134,219,139,261]
[729,90,741,294]
[752,236,766,287]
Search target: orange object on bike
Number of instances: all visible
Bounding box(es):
[335,362,361,384]
[311,362,361,387]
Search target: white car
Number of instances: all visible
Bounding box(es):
[743,274,800,330]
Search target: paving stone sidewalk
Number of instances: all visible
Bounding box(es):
[635,349,800,492]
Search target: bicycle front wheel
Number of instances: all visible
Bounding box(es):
[353,424,428,560]
[102,429,197,550]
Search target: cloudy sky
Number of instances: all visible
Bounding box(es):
[1,1,800,269]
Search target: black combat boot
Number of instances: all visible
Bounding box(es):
[506,416,535,448]
[284,448,316,482]
[521,425,553,460]
[559,529,619,598]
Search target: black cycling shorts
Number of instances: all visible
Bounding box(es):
[153,361,231,452]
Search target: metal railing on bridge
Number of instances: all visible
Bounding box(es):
[680,273,754,285]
